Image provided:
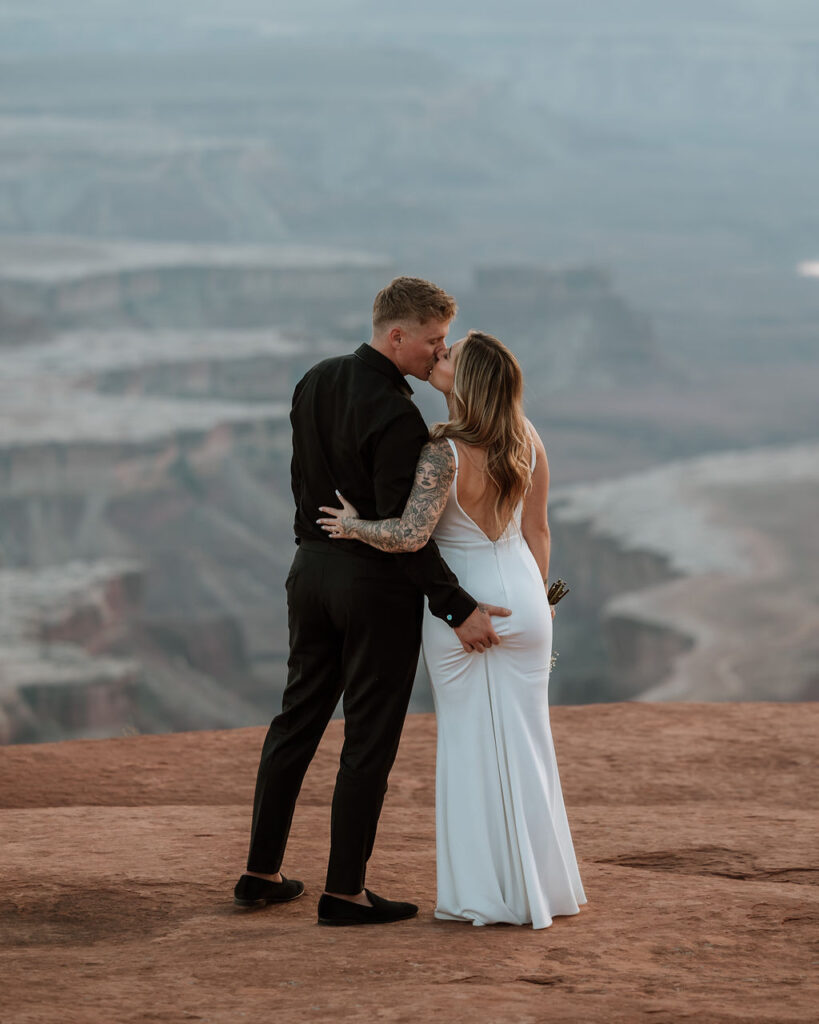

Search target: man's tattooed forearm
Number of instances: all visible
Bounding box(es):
[347,440,455,552]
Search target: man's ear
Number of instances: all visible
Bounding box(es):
[387,325,403,349]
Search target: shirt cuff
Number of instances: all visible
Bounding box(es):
[430,588,477,629]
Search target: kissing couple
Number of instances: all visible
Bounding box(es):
[233,276,587,929]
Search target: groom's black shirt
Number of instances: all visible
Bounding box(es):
[289,342,477,627]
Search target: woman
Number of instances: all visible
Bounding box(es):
[317,330,586,929]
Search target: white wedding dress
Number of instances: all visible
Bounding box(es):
[422,438,587,929]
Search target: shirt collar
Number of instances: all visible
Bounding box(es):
[354,343,414,397]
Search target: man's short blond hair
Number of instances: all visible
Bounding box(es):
[372,276,457,329]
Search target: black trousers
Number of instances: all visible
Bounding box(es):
[246,541,423,893]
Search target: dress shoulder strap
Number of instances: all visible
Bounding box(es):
[445,436,459,470]
[530,442,537,472]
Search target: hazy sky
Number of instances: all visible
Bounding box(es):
[2,0,818,369]
[3,1,819,53]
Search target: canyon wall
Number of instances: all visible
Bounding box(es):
[0,238,389,340]
[551,441,819,704]
[1,240,815,743]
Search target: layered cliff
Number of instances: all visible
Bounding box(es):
[552,440,819,702]
[0,302,343,742]
[0,236,389,338]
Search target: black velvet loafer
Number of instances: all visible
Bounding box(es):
[317,889,419,926]
[233,874,305,908]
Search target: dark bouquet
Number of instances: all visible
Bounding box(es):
[547,578,570,606]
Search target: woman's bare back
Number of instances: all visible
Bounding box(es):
[452,440,511,542]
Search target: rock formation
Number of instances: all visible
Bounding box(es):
[0,703,816,1022]
[0,236,389,339]
[458,265,667,392]
[553,440,819,702]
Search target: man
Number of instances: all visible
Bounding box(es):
[233,277,510,925]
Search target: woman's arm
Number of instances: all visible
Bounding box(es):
[317,438,455,553]
[520,425,551,585]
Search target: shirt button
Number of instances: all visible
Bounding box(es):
[446,614,453,621]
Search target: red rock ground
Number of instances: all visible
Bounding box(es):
[1,703,817,1023]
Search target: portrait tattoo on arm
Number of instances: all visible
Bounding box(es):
[335,439,455,552]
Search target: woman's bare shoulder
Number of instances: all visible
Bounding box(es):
[525,418,548,457]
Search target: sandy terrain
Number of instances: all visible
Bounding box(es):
[1,702,817,1023]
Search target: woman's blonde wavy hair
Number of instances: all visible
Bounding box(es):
[431,330,532,533]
